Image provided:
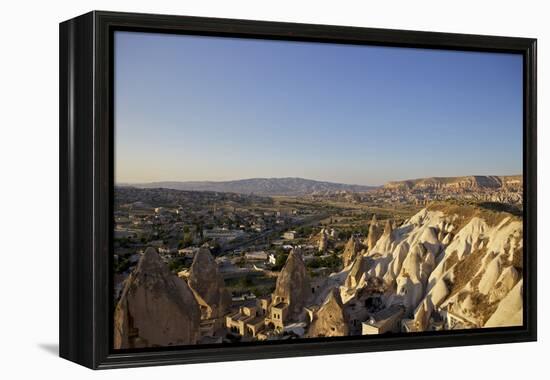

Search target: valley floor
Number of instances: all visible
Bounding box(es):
[113,194,524,348]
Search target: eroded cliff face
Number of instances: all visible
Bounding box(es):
[188,246,231,320]
[114,247,201,349]
[272,248,311,320]
[384,175,522,191]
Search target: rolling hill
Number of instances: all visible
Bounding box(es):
[126,177,376,196]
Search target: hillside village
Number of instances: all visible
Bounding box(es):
[113,176,524,349]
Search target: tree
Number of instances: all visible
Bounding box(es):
[306,254,342,271]
[271,252,289,271]
[195,223,204,238]
[237,275,254,288]
[210,241,221,255]
[168,256,189,273]
[114,257,131,273]
[180,232,193,248]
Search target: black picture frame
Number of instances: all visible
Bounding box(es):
[59,10,537,369]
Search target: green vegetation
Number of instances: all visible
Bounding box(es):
[225,274,276,297]
[295,225,313,238]
[178,232,194,249]
[210,241,222,255]
[114,237,130,248]
[271,251,289,271]
[236,274,254,287]
[337,225,370,240]
[168,256,191,273]
[114,256,132,273]
[306,254,342,272]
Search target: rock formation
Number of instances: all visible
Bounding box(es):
[384,175,522,191]
[370,219,396,255]
[307,288,348,337]
[342,236,359,267]
[380,175,523,205]
[114,247,201,349]
[366,215,383,252]
[188,245,231,319]
[272,248,310,320]
[345,253,367,289]
[383,219,393,236]
[318,228,329,253]
[488,266,519,303]
[485,280,523,328]
[359,205,523,330]
[478,255,502,295]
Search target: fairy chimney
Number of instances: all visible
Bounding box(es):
[114,247,201,349]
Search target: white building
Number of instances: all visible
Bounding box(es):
[362,305,405,335]
[283,231,297,240]
[203,228,246,242]
[245,251,268,261]
[178,247,199,258]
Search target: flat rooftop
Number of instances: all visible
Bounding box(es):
[246,316,265,326]
[369,305,405,326]
[272,302,289,309]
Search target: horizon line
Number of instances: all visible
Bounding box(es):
[115,173,523,188]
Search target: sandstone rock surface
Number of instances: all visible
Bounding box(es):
[342,236,359,267]
[307,288,348,337]
[114,247,200,349]
[188,245,231,319]
[318,228,329,253]
[272,248,311,320]
[485,280,523,328]
[366,215,383,252]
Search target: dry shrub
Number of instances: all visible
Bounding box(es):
[448,247,487,298]
[444,251,459,272]
[427,201,520,229]
[469,292,498,323]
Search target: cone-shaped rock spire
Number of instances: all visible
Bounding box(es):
[188,245,231,319]
[272,248,310,320]
[342,236,359,267]
[307,288,348,337]
[114,247,201,349]
[366,216,383,251]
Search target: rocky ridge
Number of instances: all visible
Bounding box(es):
[384,175,522,191]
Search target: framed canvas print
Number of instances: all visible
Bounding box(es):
[59,11,537,369]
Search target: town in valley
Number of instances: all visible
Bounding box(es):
[113,175,524,348]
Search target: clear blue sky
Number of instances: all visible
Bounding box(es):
[114,31,523,186]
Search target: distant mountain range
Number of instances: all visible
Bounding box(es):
[123,177,377,196]
[121,175,522,196]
